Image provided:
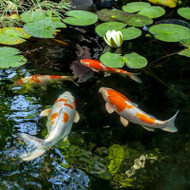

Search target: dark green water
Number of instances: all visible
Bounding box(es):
[0,1,190,190]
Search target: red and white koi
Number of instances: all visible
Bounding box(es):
[19,91,80,161]
[80,59,142,83]
[15,75,78,90]
[99,87,179,132]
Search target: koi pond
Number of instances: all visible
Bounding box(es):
[0,0,190,189]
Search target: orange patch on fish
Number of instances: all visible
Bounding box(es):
[51,120,55,125]
[64,103,74,109]
[15,79,24,85]
[31,75,41,83]
[135,112,156,124]
[50,75,62,79]
[59,98,67,102]
[51,112,58,120]
[63,112,69,123]
[73,99,76,107]
[107,89,131,102]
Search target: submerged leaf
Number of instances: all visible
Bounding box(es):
[123,53,148,69]
[0,27,31,45]
[100,52,124,68]
[0,47,27,69]
[64,10,98,26]
[149,24,190,42]
[95,22,126,37]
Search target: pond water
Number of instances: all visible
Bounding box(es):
[0,1,190,190]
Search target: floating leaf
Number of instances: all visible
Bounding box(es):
[0,47,27,69]
[97,9,130,22]
[178,49,190,57]
[122,2,151,13]
[177,7,190,20]
[100,52,124,68]
[123,14,153,27]
[148,0,177,8]
[63,10,98,26]
[123,53,148,69]
[138,6,165,19]
[0,27,31,45]
[180,39,190,47]
[23,19,66,38]
[149,24,190,42]
[121,27,142,40]
[20,10,61,23]
[95,22,126,37]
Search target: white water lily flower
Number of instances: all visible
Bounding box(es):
[103,30,123,48]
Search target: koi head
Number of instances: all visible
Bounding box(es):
[80,59,91,67]
[56,91,75,107]
[99,87,109,102]
[15,79,24,85]
[15,76,32,85]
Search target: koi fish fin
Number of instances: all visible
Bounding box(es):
[128,73,142,83]
[120,116,129,127]
[66,76,80,87]
[105,103,114,114]
[162,110,179,133]
[18,133,47,161]
[92,68,99,72]
[141,126,155,132]
[104,72,111,77]
[74,111,80,123]
[40,108,51,117]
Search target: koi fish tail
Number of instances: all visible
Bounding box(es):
[162,110,179,132]
[18,133,47,161]
[128,73,142,83]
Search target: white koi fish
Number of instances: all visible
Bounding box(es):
[19,91,80,161]
[15,75,78,90]
[80,59,142,83]
[99,87,179,132]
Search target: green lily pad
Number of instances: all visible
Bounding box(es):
[121,27,142,40]
[123,14,153,27]
[123,53,148,69]
[122,2,151,13]
[100,52,124,68]
[180,39,190,47]
[0,27,31,45]
[63,10,98,26]
[149,24,190,42]
[20,10,61,23]
[0,47,27,69]
[177,7,190,20]
[97,9,130,22]
[23,19,66,38]
[178,49,190,57]
[138,6,165,19]
[95,22,126,37]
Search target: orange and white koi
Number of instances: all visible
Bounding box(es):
[99,87,179,132]
[19,91,80,161]
[80,59,142,83]
[15,75,78,90]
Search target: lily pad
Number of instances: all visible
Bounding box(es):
[177,7,190,20]
[123,14,153,27]
[121,27,142,40]
[178,49,190,57]
[23,19,66,38]
[95,22,126,37]
[149,24,190,42]
[180,39,190,47]
[148,0,177,8]
[97,9,130,22]
[20,10,61,23]
[63,10,98,26]
[0,47,27,69]
[100,52,124,68]
[123,53,148,69]
[138,6,165,19]
[0,27,31,45]
[122,2,151,13]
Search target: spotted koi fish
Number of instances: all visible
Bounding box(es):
[19,91,80,161]
[80,59,142,83]
[15,75,78,90]
[99,87,179,132]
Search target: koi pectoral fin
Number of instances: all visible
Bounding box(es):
[40,108,51,117]
[141,126,155,132]
[74,111,80,123]
[105,103,114,114]
[120,116,129,127]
